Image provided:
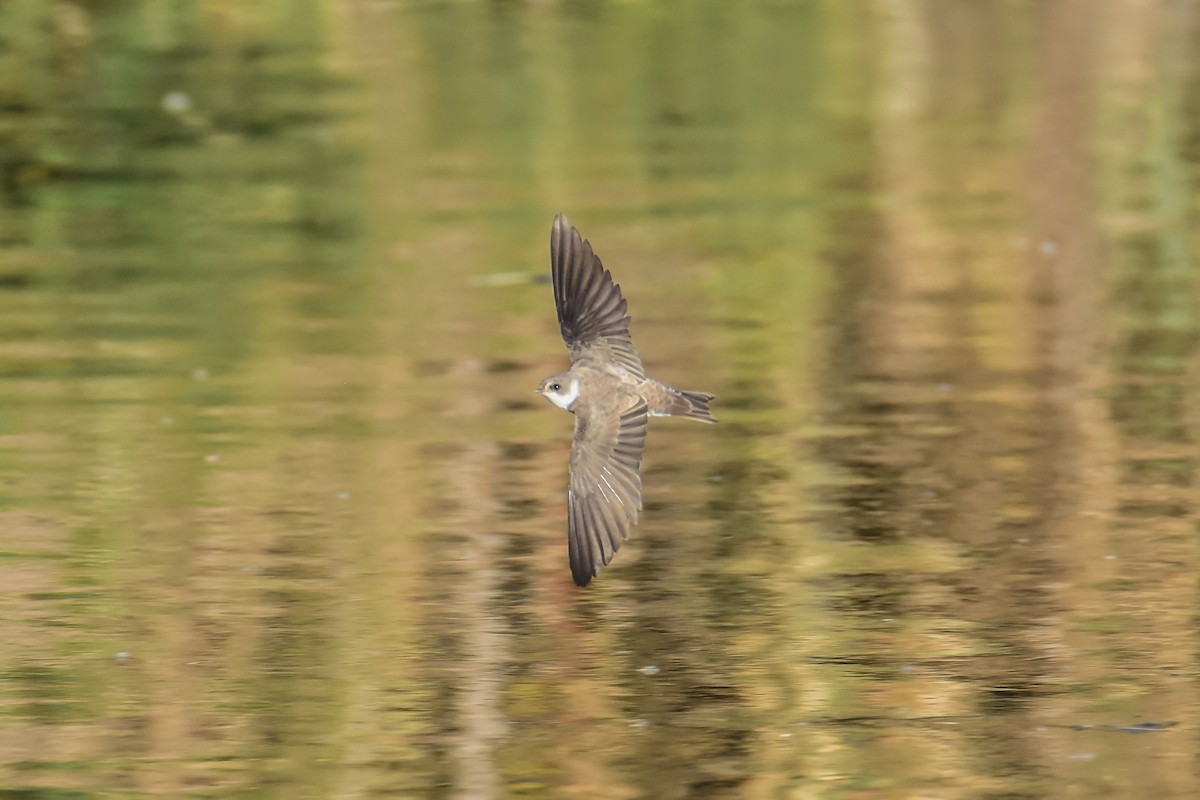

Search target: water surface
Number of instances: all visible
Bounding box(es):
[2,2,1199,798]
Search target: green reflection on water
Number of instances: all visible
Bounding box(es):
[2,2,1199,800]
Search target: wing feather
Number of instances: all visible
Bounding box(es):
[567,398,648,586]
[551,215,646,378]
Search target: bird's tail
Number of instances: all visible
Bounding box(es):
[662,388,717,423]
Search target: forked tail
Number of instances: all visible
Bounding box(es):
[664,388,717,423]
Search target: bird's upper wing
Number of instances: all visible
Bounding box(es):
[551,214,645,378]
[567,397,648,586]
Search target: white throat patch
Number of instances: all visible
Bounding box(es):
[547,379,581,410]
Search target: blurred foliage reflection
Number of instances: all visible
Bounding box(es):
[1,1,1199,799]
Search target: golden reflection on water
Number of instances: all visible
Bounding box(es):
[0,1,1198,798]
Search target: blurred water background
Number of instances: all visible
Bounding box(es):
[2,1,1199,798]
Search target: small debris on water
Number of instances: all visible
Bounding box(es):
[162,91,192,114]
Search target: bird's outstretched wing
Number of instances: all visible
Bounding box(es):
[551,214,645,378]
[567,397,648,586]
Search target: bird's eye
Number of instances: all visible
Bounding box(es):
[551,383,561,391]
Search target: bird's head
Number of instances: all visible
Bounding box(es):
[536,375,581,411]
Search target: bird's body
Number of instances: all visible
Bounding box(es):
[541,363,715,423]
[536,214,715,586]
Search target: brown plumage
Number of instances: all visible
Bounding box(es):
[536,214,716,586]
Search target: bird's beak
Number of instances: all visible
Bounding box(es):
[534,387,542,394]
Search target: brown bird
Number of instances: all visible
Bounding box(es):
[536,214,716,586]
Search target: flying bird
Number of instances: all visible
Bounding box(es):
[536,214,716,586]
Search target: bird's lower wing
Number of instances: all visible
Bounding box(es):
[567,398,648,586]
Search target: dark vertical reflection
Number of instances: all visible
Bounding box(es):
[817,0,1099,794]
[809,2,1200,797]
[1098,4,1200,798]
[0,1,369,797]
